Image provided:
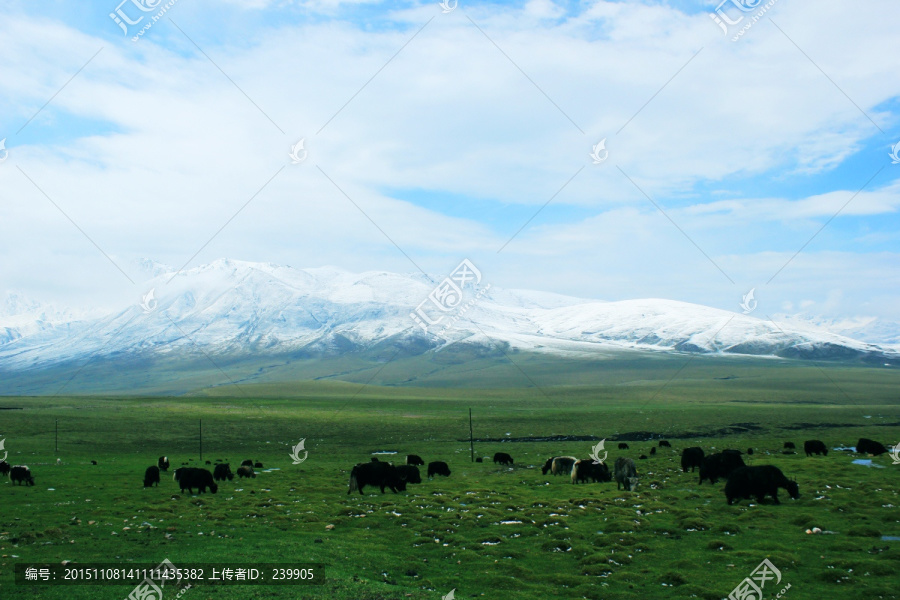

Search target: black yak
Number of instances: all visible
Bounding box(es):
[540,457,553,474]
[173,467,217,494]
[213,463,234,481]
[0,460,10,476]
[571,459,611,484]
[158,456,169,471]
[681,447,704,473]
[347,461,407,495]
[90,460,98,465]
[395,465,422,485]
[658,440,671,447]
[428,461,451,478]
[406,454,425,466]
[618,443,629,450]
[475,457,483,463]
[493,452,514,466]
[804,440,827,457]
[236,466,256,479]
[614,457,637,491]
[254,462,264,469]
[143,465,160,488]
[699,452,746,484]
[857,438,888,456]
[10,465,34,486]
[649,447,656,455]
[638,454,648,460]
[783,442,795,449]
[241,459,254,467]
[747,448,754,455]
[725,465,799,505]
[205,460,211,465]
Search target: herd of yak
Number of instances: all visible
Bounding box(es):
[0,437,892,506]
[341,436,893,506]
[141,456,266,494]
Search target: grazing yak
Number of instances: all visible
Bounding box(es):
[804,440,828,457]
[618,443,629,450]
[241,459,254,467]
[493,452,514,466]
[857,438,888,456]
[428,461,451,478]
[347,461,407,495]
[213,463,234,481]
[10,465,35,486]
[681,447,704,473]
[236,466,256,479]
[658,440,671,448]
[254,462,264,469]
[90,460,97,465]
[0,460,10,476]
[638,455,648,460]
[571,459,611,484]
[542,456,577,476]
[173,467,217,494]
[699,452,746,484]
[725,465,799,505]
[475,457,483,463]
[649,447,656,456]
[406,454,425,466]
[143,466,160,488]
[784,442,796,449]
[540,457,554,474]
[395,465,422,485]
[747,448,754,455]
[614,457,638,491]
[157,456,169,471]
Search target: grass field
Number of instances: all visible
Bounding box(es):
[1,361,899,599]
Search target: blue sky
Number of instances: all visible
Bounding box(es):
[0,0,898,334]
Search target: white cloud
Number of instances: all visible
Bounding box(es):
[0,0,897,324]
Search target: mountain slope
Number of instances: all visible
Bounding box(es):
[0,259,897,394]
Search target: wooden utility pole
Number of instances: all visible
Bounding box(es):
[469,408,474,462]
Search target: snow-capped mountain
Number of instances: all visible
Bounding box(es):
[1,259,897,376]
[0,292,90,347]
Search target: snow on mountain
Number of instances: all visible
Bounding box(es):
[772,313,900,346]
[0,292,91,347]
[0,258,897,371]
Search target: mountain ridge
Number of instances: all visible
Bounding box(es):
[1,259,897,384]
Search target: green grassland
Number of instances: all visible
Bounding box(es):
[1,360,899,599]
